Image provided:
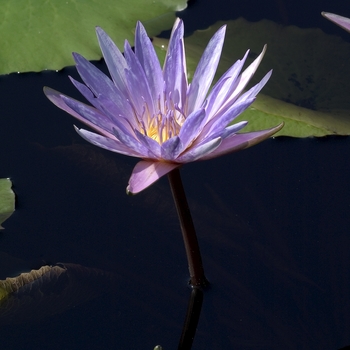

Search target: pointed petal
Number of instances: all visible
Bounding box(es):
[234,70,272,104]
[208,97,254,133]
[74,127,142,157]
[43,87,116,139]
[199,123,284,160]
[163,19,187,108]
[186,25,226,114]
[199,97,255,142]
[199,120,248,144]
[161,136,181,160]
[221,121,248,138]
[127,160,180,194]
[134,129,162,158]
[112,127,154,159]
[223,45,268,105]
[205,50,249,119]
[96,94,137,134]
[73,52,120,102]
[69,76,101,110]
[95,27,128,88]
[203,70,270,135]
[72,53,134,117]
[61,94,120,135]
[176,137,222,162]
[135,21,164,108]
[176,108,206,155]
[322,12,350,33]
[124,40,154,115]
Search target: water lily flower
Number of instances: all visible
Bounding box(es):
[44,19,282,194]
[322,12,350,33]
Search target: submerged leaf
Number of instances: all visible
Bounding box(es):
[0,178,15,229]
[0,263,118,325]
[0,265,52,301]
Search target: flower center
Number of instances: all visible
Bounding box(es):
[140,96,186,145]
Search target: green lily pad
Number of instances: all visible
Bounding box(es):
[0,0,187,74]
[155,18,350,137]
[0,178,15,229]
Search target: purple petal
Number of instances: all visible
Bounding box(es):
[112,127,154,159]
[123,41,154,115]
[135,21,164,109]
[322,12,350,33]
[176,137,222,162]
[221,121,248,138]
[224,45,267,104]
[127,160,180,194]
[73,53,122,103]
[235,70,272,104]
[95,27,128,89]
[69,76,102,110]
[199,123,284,160]
[60,94,120,135]
[199,120,248,143]
[204,51,249,119]
[186,25,226,114]
[96,94,138,134]
[134,129,162,158]
[176,108,206,155]
[203,71,271,133]
[161,136,181,160]
[75,127,142,157]
[163,19,187,108]
[72,53,135,119]
[199,97,255,142]
[43,87,116,139]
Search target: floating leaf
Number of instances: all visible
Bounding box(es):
[153,18,350,137]
[0,178,15,229]
[0,0,187,74]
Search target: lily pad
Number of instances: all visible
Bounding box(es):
[0,178,15,229]
[155,18,350,137]
[0,0,187,74]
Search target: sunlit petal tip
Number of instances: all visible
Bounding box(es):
[95,26,104,35]
[321,12,350,33]
[245,122,284,148]
[173,17,183,30]
[71,52,81,62]
[43,86,57,100]
[200,123,284,161]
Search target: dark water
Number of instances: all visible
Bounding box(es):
[1,0,350,349]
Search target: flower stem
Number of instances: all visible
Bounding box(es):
[168,168,208,288]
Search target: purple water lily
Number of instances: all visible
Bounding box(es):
[322,12,350,33]
[44,19,282,194]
